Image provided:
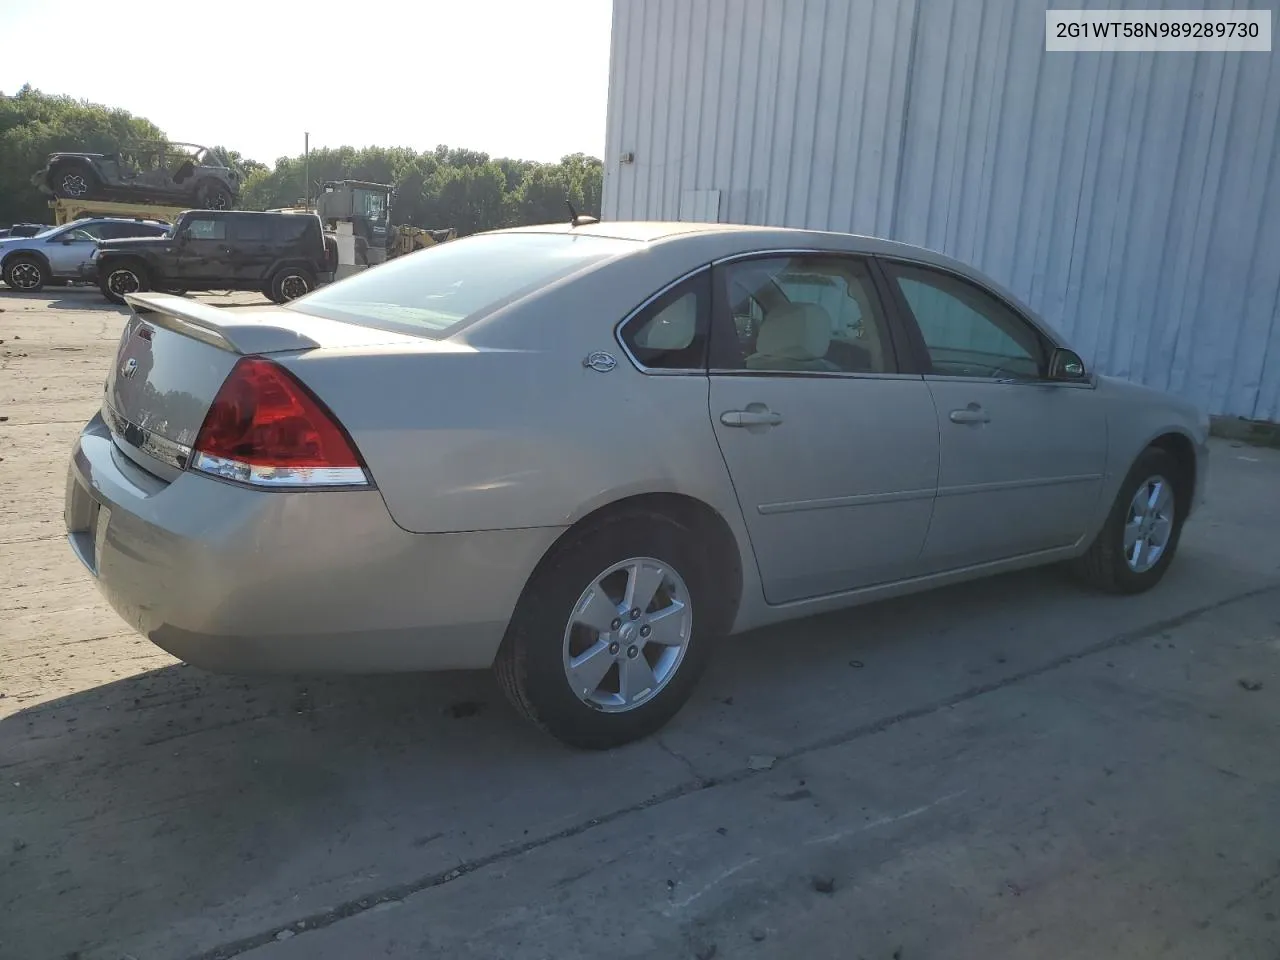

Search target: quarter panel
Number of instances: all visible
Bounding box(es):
[284,348,748,540]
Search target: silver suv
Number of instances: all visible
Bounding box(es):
[0,217,170,293]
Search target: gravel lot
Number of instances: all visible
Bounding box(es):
[2,286,1279,960]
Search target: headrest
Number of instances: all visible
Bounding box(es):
[636,292,697,351]
[754,303,832,361]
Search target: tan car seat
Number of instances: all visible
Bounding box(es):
[745,302,840,372]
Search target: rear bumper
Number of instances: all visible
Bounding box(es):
[65,414,564,673]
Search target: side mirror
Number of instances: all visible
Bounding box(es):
[1049,347,1087,381]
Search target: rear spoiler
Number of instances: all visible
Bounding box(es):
[124,293,321,354]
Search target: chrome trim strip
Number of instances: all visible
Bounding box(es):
[712,247,846,265]
[613,264,712,375]
[922,374,1095,390]
[710,369,923,381]
[758,487,936,515]
[757,472,1102,515]
[936,474,1103,498]
[192,452,369,488]
[101,398,192,471]
[711,247,1079,357]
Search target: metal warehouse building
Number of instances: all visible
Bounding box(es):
[601,0,1280,421]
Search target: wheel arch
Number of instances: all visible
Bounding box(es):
[194,176,235,205]
[1,248,51,276]
[268,258,319,279]
[1145,430,1198,518]
[528,491,745,638]
[99,254,150,275]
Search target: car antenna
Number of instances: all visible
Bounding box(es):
[566,198,599,228]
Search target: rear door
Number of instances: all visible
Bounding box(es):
[227,214,274,283]
[878,258,1107,571]
[704,253,939,604]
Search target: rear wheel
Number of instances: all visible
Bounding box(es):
[269,267,315,303]
[495,512,712,749]
[196,181,233,210]
[3,255,49,292]
[1070,447,1185,594]
[99,263,149,305]
[52,161,96,199]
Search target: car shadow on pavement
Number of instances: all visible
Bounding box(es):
[1,287,271,309]
[0,547,1262,960]
[1,286,124,311]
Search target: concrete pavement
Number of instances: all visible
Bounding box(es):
[1,286,1278,960]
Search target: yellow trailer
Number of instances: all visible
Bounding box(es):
[50,197,186,226]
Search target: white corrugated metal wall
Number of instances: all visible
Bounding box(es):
[602,0,1280,421]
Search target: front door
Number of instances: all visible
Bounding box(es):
[43,225,101,278]
[707,254,939,604]
[878,259,1107,571]
[175,215,231,285]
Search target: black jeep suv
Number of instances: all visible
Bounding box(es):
[95,210,333,305]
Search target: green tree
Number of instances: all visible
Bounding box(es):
[0,88,605,235]
[0,85,165,222]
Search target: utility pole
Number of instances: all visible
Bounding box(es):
[304,131,310,209]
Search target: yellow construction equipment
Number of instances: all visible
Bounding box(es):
[389,225,457,259]
[50,197,185,226]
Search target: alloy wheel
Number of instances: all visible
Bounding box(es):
[8,262,42,290]
[61,173,89,197]
[1123,474,1176,573]
[561,557,693,712]
[279,274,310,300]
[107,269,141,297]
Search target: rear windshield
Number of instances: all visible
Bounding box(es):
[286,231,637,338]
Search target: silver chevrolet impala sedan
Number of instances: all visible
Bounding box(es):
[64,221,1209,747]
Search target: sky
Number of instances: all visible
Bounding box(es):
[0,0,613,165]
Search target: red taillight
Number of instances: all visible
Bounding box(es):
[191,357,369,488]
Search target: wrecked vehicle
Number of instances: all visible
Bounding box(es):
[32,142,242,210]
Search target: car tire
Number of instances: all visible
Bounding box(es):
[52,162,97,200]
[269,267,315,303]
[3,255,49,292]
[494,511,712,749]
[1069,447,1186,594]
[99,263,149,305]
[196,181,233,210]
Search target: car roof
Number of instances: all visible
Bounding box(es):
[69,217,168,226]
[496,219,974,275]
[491,220,1050,338]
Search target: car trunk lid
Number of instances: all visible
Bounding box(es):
[103,293,432,480]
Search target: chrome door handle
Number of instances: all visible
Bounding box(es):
[720,409,784,428]
[949,407,990,424]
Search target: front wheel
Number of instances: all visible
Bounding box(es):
[494,512,712,749]
[99,264,149,305]
[1069,447,1185,594]
[3,255,49,292]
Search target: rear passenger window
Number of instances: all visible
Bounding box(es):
[712,255,894,374]
[619,271,710,371]
[107,223,166,239]
[233,217,271,242]
[272,217,311,242]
